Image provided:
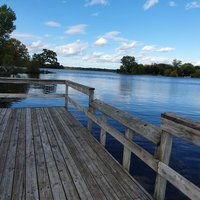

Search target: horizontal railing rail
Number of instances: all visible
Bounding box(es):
[0,77,66,84]
[0,93,65,98]
[161,112,200,146]
[90,99,161,144]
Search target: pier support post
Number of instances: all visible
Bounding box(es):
[87,89,94,132]
[100,113,107,146]
[65,83,69,109]
[154,130,173,200]
[122,128,133,171]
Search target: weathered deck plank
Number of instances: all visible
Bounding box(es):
[11,109,26,200]
[56,107,153,200]
[51,107,135,200]
[0,107,153,200]
[31,109,53,200]
[0,109,21,199]
[38,108,81,200]
[25,108,39,200]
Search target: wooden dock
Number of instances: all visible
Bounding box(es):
[0,107,152,200]
[0,77,200,200]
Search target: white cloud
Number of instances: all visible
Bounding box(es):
[103,31,127,42]
[142,45,156,52]
[91,12,100,16]
[194,60,200,66]
[157,47,174,52]
[143,0,159,10]
[65,24,87,34]
[142,45,174,53]
[83,51,122,63]
[85,0,109,6]
[94,37,108,46]
[55,40,88,56]
[138,55,170,64]
[185,1,200,9]
[28,40,49,53]
[44,34,51,38]
[45,21,61,27]
[119,41,137,50]
[169,1,177,7]
[11,32,41,39]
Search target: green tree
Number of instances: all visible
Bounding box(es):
[0,4,16,65]
[177,63,195,77]
[41,49,58,66]
[191,69,200,78]
[32,49,60,67]
[172,59,182,68]
[0,4,16,40]
[3,54,14,66]
[119,56,138,73]
[5,38,30,66]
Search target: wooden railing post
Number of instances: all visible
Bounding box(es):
[154,130,173,200]
[100,113,107,146]
[65,82,69,109]
[123,128,133,171]
[87,89,94,132]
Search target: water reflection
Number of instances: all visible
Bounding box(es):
[0,73,57,107]
[29,83,57,94]
[118,75,133,97]
[0,82,29,108]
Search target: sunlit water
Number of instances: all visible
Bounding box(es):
[0,69,200,199]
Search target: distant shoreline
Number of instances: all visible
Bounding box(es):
[63,66,116,72]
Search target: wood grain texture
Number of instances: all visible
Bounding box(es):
[90,99,161,144]
[0,107,153,200]
[158,162,200,200]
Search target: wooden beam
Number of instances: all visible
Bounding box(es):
[0,77,65,84]
[87,111,158,171]
[161,113,200,146]
[0,93,65,98]
[65,84,69,109]
[87,89,95,132]
[122,128,133,171]
[66,80,95,96]
[90,99,161,144]
[100,113,107,146]
[154,130,173,200]
[67,96,87,114]
[158,162,200,200]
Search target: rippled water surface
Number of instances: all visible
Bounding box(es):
[1,69,200,199]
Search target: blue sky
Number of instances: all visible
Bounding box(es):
[1,0,200,69]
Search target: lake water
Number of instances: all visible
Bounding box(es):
[0,69,200,199]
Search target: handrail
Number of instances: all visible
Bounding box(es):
[0,77,66,84]
[161,112,200,146]
[90,99,161,144]
[66,80,95,96]
[88,99,200,200]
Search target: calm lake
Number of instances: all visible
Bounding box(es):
[1,69,200,199]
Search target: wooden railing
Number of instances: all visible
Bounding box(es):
[0,77,95,129]
[87,100,200,200]
[0,77,199,200]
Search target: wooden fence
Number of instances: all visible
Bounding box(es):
[0,77,199,200]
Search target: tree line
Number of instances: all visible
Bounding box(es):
[0,4,62,75]
[117,56,200,78]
